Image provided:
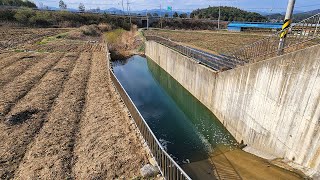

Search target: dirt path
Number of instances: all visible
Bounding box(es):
[14,53,92,179]
[0,53,78,179]
[73,52,148,179]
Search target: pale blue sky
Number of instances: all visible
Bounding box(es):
[34,0,320,12]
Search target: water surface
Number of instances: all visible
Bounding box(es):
[112,55,237,164]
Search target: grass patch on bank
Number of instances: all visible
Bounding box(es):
[105,29,126,44]
[104,26,140,60]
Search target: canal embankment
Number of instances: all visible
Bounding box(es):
[146,40,320,177]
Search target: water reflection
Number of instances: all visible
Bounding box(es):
[112,55,237,164]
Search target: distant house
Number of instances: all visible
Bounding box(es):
[227,22,282,32]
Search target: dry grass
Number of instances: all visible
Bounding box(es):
[105,25,141,60]
[98,23,112,32]
[80,25,101,36]
[144,29,266,54]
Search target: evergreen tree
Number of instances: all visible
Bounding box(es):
[173,12,178,18]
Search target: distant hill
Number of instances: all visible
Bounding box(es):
[266,9,320,22]
[104,8,124,14]
[190,6,268,22]
[265,13,284,22]
[0,0,36,8]
[130,9,190,17]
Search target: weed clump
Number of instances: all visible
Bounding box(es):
[80,25,101,36]
[104,25,141,60]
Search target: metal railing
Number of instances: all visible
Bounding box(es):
[145,35,245,71]
[109,69,192,180]
[227,13,320,63]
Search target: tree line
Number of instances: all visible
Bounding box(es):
[58,0,86,12]
[190,6,268,22]
[0,0,36,8]
[0,8,132,29]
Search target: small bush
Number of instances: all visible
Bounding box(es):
[29,11,53,27]
[0,9,16,21]
[14,8,35,25]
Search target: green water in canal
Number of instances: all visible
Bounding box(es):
[112,55,238,164]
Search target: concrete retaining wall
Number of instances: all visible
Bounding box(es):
[146,41,320,175]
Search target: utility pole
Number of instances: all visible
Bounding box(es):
[218,4,221,30]
[160,4,163,29]
[129,6,132,25]
[126,0,129,15]
[127,0,131,25]
[278,0,296,55]
[146,9,149,30]
[171,7,173,18]
[121,0,125,15]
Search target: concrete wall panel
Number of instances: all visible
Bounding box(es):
[146,41,320,176]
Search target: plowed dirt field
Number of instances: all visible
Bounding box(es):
[0,27,148,179]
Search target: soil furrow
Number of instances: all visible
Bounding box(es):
[0,53,64,115]
[0,52,34,70]
[0,53,45,87]
[73,52,148,179]
[13,53,92,180]
[0,53,78,179]
[0,52,13,60]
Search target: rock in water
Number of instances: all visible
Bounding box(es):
[140,164,160,178]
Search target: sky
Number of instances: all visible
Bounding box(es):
[34,0,320,13]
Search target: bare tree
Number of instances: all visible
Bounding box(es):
[39,2,44,9]
[59,0,67,10]
[79,3,85,12]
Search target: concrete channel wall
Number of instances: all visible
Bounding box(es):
[145,41,320,175]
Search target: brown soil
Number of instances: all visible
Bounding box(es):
[144,29,264,54]
[24,40,106,53]
[0,27,70,51]
[0,53,64,115]
[73,52,148,179]
[14,53,91,179]
[0,53,77,179]
[0,53,45,87]
[0,27,149,179]
[0,52,35,70]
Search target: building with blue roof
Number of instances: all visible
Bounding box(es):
[227,22,282,32]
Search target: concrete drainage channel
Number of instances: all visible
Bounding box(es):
[109,68,192,180]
